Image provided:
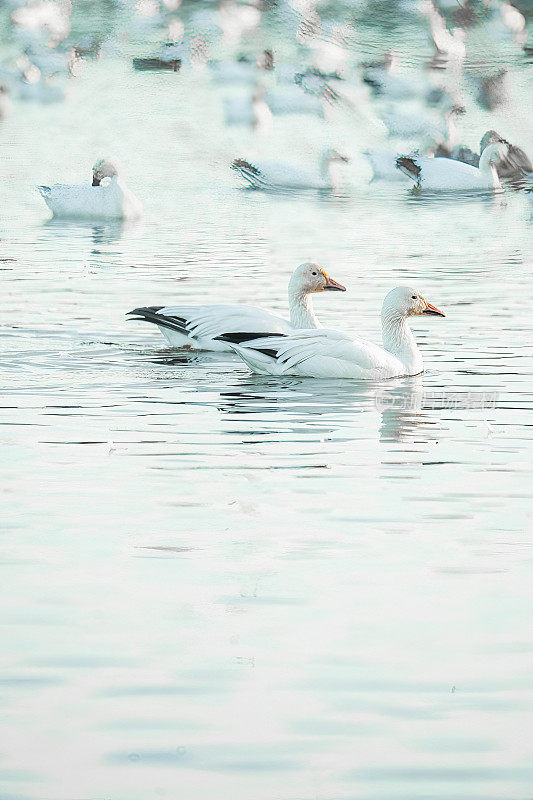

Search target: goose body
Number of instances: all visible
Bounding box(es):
[127,263,346,351]
[380,104,464,148]
[218,287,445,379]
[231,149,349,190]
[396,143,507,191]
[364,149,412,182]
[37,158,142,220]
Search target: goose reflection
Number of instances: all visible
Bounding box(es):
[42,217,129,246]
[216,374,437,444]
[375,376,434,442]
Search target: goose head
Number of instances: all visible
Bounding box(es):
[92,157,121,186]
[324,148,350,164]
[382,287,445,321]
[479,141,508,170]
[479,129,507,152]
[320,149,350,171]
[289,262,346,296]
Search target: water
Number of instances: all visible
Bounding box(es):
[1,2,533,799]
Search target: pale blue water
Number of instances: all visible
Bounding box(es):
[1,2,533,799]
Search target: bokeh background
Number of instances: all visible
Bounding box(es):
[1,1,532,799]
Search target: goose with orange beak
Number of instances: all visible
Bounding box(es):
[216,287,445,379]
[128,263,346,352]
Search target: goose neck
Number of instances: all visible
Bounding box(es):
[289,288,320,329]
[381,310,422,372]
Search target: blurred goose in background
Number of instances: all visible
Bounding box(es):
[218,0,262,49]
[127,263,346,351]
[380,103,465,150]
[217,287,445,379]
[210,49,273,84]
[396,141,508,191]
[231,148,350,190]
[487,0,526,43]
[37,158,142,219]
[422,0,466,66]
[11,0,72,47]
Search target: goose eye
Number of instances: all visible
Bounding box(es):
[411,295,417,300]
[311,271,317,276]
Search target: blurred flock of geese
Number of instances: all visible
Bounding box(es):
[1,0,531,378]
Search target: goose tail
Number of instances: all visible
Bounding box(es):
[127,306,188,336]
[215,332,286,375]
[231,158,265,187]
[396,156,421,183]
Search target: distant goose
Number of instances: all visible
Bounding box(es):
[132,56,181,72]
[210,49,273,84]
[217,286,445,379]
[381,104,465,149]
[127,263,346,351]
[37,158,142,219]
[231,148,349,190]
[396,142,508,191]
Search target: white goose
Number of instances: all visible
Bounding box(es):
[231,148,349,190]
[380,103,465,148]
[127,263,346,352]
[396,142,508,191]
[217,287,445,379]
[37,158,143,220]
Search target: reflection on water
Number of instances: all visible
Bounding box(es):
[1,0,533,798]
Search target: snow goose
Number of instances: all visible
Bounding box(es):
[216,287,445,379]
[127,263,346,351]
[37,158,142,220]
[380,103,465,149]
[396,142,508,191]
[231,148,349,190]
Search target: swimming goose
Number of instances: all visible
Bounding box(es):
[381,103,465,149]
[127,263,346,351]
[396,142,508,191]
[231,148,349,190]
[37,158,142,219]
[217,287,445,379]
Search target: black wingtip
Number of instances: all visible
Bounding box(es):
[215,331,285,344]
[231,158,260,175]
[396,156,421,178]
